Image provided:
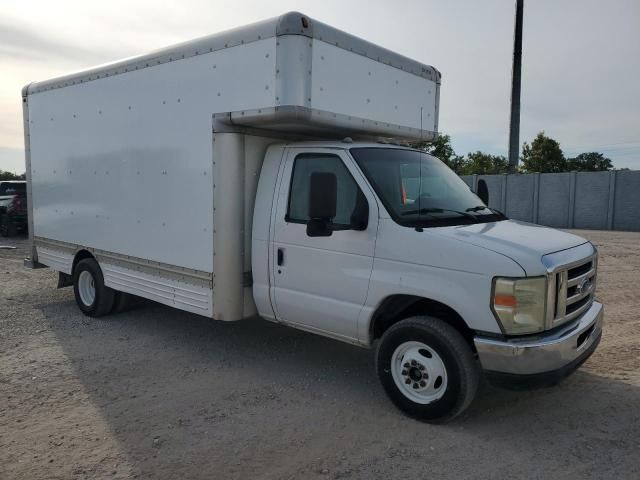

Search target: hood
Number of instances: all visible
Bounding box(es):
[430,219,589,275]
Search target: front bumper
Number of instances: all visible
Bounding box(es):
[474,301,603,387]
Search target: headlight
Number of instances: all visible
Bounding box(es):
[492,277,547,335]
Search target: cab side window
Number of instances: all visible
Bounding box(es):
[287,154,361,226]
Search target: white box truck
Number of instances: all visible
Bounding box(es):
[23,12,603,422]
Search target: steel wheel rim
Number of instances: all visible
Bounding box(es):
[78,270,96,306]
[390,341,448,404]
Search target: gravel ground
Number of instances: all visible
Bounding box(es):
[1,230,639,479]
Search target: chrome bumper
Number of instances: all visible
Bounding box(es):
[474,301,603,376]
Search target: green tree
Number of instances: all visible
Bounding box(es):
[0,170,25,181]
[521,132,566,173]
[446,155,468,175]
[460,151,509,175]
[414,134,458,169]
[566,152,613,171]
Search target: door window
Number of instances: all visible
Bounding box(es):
[286,153,361,226]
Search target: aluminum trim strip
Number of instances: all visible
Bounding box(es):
[102,266,210,302]
[37,247,73,274]
[34,236,212,288]
[102,264,213,316]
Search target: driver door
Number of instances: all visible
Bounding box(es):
[270,148,378,342]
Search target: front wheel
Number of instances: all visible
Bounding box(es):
[376,316,480,423]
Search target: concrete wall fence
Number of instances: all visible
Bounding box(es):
[461,170,640,232]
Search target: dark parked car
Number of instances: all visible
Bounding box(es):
[0,181,27,237]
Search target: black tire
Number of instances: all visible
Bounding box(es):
[111,290,139,314]
[376,316,480,423]
[73,258,115,317]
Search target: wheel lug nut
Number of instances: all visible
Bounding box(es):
[405,378,411,385]
[413,383,419,389]
[401,370,407,376]
[418,364,425,370]
[420,380,426,387]
[403,362,410,368]
[410,360,417,366]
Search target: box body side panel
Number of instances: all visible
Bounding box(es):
[310,39,437,133]
[28,39,277,272]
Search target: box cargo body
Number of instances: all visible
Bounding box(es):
[23,12,440,320]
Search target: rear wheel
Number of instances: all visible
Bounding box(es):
[73,258,114,317]
[376,316,480,423]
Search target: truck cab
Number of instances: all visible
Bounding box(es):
[252,141,603,421]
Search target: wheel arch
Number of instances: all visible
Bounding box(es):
[72,249,96,274]
[369,295,476,352]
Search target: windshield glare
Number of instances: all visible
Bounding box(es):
[350,147,506,227]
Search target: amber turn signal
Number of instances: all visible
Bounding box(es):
[494,294,518,307]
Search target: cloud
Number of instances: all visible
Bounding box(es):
[0,146,25,174]
[0,20,128,64]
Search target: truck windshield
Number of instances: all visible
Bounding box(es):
[350,147,507,228]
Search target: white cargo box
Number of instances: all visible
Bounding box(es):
[23,12,440,320]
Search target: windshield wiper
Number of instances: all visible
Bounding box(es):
[465,205,487,212]
[401,207,477,220]
[465,205,507,217]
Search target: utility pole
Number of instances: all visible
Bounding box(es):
[508,0,524,173]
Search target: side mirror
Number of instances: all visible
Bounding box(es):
[477,179,489,205]
[306,218,332,237]
[350,190,369,230]
[307,172,337,237]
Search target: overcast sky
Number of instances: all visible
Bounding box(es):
[1,0,638,173]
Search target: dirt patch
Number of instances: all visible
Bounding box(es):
[1,230,639,479]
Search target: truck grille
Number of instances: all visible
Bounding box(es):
[551,255,597,327]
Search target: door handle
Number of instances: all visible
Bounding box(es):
[277,248,284,266]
